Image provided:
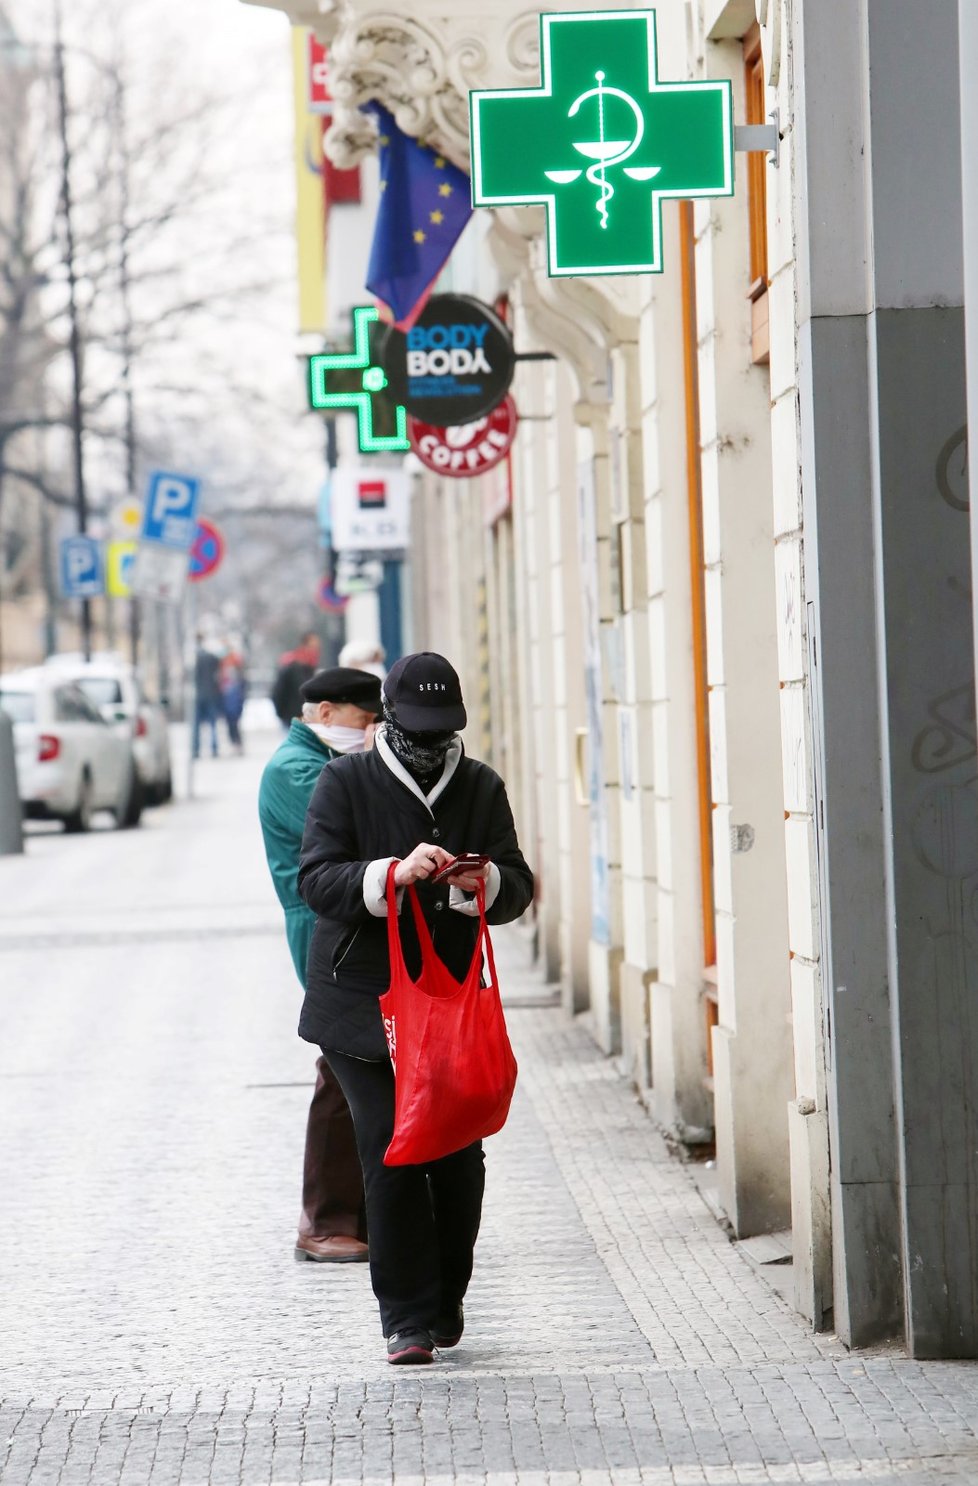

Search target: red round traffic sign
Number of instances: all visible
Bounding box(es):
[317,576,349,612]
[188,517,225,582]
[407,394,518,479]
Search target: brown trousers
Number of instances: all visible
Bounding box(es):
[298,1055,368,1240]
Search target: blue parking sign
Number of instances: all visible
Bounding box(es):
[141,470,201,550]
[59,536,104,598]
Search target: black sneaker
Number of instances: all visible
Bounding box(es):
[386,1328,434,1365]
[431,1302,464,1349]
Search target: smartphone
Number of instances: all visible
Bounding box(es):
[431,853,490,883]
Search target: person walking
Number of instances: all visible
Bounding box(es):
[219,638,247,754]
[192,637,222,760]
[258,666,384,1263]
[297,651,534,1364]
[338,638,386,682]
[271,632,321,729]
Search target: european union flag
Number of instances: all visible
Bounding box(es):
[365,103,472,330]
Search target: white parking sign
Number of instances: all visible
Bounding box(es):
[141,471,201,550]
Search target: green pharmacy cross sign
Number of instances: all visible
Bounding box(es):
[469,9,733,277]
[307,306,410,453]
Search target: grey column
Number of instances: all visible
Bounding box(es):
[867,0,972,1359]
[799,0,972,1354]
[795,0,901,1347]
[962,2,978,677]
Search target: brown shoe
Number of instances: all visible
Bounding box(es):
[294,1234,369,1263]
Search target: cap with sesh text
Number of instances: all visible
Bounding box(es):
[383,652,467,732]
[300,667,383,715]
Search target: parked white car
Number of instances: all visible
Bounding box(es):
[0,668,142,831]
[45,653,173,805]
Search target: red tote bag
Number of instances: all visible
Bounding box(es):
[380,860,518,1166]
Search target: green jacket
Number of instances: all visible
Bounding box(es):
[258,720,339,987]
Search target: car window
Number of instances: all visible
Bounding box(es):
[76,677,124,707]
[0,691,35,724]
[54,687,83,722]
[70,687,106,725]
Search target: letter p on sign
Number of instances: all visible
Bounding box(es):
[142,470,201,550]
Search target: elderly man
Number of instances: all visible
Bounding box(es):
[258,665,383,1262]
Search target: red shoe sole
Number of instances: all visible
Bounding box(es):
[387,1345,434,1365]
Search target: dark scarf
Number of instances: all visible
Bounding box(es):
[382,698,457,780]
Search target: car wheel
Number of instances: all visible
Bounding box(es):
[154,770,173,805]
[117,767,143,829]
[63,773,93,833]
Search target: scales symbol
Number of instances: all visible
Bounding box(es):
[544,71,660,229]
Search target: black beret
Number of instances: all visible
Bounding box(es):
[300,666,382,714]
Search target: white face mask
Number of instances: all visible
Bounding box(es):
[306,722,368,754]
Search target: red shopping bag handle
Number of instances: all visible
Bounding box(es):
[385,859,498,990]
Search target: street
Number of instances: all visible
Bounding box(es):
[0,731,977,1485]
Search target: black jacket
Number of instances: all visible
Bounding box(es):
[296,741,534,1047]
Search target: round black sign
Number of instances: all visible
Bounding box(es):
[376,294,515,425]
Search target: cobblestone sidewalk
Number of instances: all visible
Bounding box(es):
[2,745,978,1484]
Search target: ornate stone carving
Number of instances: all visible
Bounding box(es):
[755,0,782,87]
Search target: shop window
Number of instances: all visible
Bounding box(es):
[744,23,769,365]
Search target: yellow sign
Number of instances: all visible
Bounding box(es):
[107,540,137,598]
[292,27,327,333]
[110,498,143,536]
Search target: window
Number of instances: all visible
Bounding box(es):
[56,686,103,724]
[75,677,123,708]
[72,689,106,725]
[744,23,769,365]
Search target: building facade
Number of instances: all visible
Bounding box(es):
[244,0,976,1359]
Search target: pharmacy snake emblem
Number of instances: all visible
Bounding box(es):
[544,70,661,228]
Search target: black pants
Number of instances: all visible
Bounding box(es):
[322,1048,486,1337]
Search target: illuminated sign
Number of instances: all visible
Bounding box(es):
[469,10,733,276]
[307,305,410,454]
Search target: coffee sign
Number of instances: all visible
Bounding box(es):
[408,395,519,479]
[377,294,515,425]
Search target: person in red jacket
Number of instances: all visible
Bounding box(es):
[271,632,321,729]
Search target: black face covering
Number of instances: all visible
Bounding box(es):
[382,698,456,775]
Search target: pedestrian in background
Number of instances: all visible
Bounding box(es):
[271,632,321,730]
[298,651,534,1364]
[339,638,387,682]
[219,638,247,754]
[258,666,384,1262]
[192,636,222,760]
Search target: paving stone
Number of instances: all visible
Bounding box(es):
[4,743,978,1483]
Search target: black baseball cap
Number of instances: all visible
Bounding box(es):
[383,652,467,732]
[300,666,382,715]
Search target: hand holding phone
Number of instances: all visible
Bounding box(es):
[431,853,490,885]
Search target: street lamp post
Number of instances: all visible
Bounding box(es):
[53,0,92,662]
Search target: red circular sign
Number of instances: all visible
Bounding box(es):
[407,395,518,479]
[188,517,225,582]
[317,576,349,613]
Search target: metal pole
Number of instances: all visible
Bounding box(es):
[53,2,92,661]
[185,584,197,801]
[114,58,140,672]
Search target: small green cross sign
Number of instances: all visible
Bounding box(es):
[469,9,733,277]
[307,306,410,454]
